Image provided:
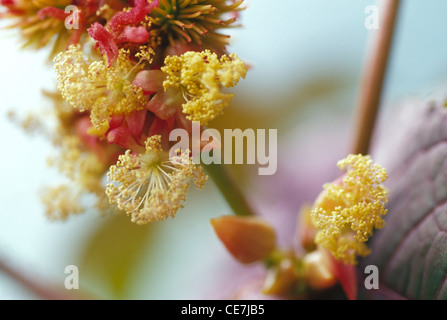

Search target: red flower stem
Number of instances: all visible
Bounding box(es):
[204,163,256,216]
[351,0,401,155]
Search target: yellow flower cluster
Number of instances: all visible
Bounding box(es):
[310,154,388,264]
[4,1,249,224]
[53,45,147,136]
[41,185,84,220]
[43,134,110,220]
[162,50,247,125]
[106,136,208,224]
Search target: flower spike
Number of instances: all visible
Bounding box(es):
[310,154,388,264]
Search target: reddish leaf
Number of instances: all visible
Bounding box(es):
[363,97,447,299]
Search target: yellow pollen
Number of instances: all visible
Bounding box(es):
[53,45,147,136]
[43,134,109,220]
[106,135,208,224]
[161,50,247,125]
[41,185,84,221]
[310,154,388,264]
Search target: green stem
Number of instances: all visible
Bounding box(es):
[203,163,256,216]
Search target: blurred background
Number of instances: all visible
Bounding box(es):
[0,0,446,299]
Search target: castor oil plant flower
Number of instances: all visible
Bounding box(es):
[310,154,388,264]
[135,49,247,125]
[53,44,148,136]
[106,135,207,224]
[149,0,245,51]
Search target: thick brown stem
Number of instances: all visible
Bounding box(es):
[352,0,400,155]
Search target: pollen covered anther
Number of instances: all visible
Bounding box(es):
[53,45,147,136]
[106,135,207,224]
[161,50,247,125]
[310,154,388,264]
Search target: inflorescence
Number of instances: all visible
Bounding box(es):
[2,0,247,223]
[310,154,388,264]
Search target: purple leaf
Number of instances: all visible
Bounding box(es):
[363,95,447,299]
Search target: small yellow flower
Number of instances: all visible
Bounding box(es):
[310,154,388,264]
[41,185,84,220]
[53,45,147,136]
[106,135,207,224]
[43,134,110,220]
[161,50,247,125]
